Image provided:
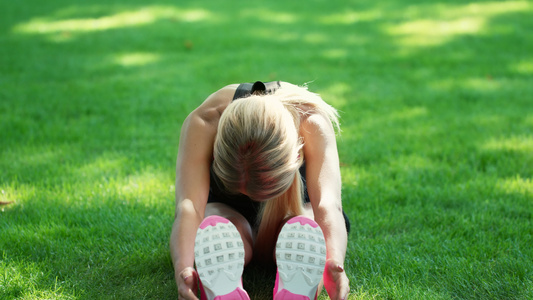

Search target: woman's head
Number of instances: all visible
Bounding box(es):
[212,83,339,262]
[212,95,303,201]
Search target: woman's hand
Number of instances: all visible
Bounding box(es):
[177,267,198,300]
[323,259,350,300]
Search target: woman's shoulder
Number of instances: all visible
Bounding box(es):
[191,84,239,123]
[209,84,240,103]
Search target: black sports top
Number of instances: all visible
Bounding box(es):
[233,81,282,100]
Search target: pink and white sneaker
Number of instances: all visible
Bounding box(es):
[274,216,327,300]
[195,216,250,300]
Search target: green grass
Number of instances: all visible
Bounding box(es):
[1,0,532,299]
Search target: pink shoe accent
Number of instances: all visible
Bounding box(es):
[274,289,311,300]
[199,215,231,229]
[273,271,280,298]
[200,278,249,300]
[199,279,207,300]
[286,216,319,228]
[213,287,250,300]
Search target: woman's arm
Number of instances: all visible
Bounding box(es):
[170,86,236,299]
[301,112,350,300]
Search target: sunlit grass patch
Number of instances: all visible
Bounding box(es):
[384,0,532,51]
[497,176,533,197]
[387,17,485,47]
[0,257,76,300]
[11,5,214,44]
[318,10,383,25]
[12,6,213,34]
[482,135,533,153]
[512,59,533,74]
[112,52,160,67]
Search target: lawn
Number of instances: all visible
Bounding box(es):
[1,0,532,299]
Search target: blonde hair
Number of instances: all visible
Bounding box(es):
[212,83,339,262]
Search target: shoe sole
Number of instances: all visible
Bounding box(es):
[274,216,326,300]
[195,216,249,300]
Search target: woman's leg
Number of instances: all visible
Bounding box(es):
[204,202,254,265]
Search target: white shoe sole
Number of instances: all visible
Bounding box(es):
[195,216,247,300]
[275,217,326,300]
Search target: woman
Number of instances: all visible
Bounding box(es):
[170,81,350,300]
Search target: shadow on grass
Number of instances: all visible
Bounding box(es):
[2,199,176,299]
[1,0,532,298]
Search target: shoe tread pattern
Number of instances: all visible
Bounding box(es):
[195,221,245,296]
[275,221,326,297]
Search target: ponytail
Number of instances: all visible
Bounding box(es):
[253,161,304,263]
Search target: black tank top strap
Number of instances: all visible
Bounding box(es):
[232,81,281,100]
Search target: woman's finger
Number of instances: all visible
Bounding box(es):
[178,268,198,300]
